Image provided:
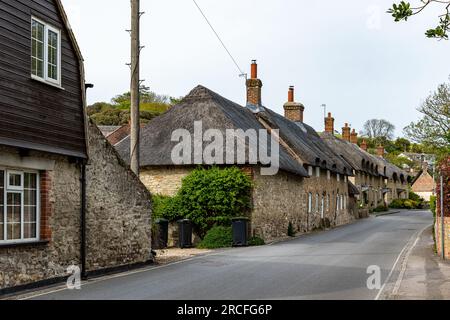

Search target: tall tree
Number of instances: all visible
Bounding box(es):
[361,119,396,142]
[404,78,450,150]
[388,0,450,39]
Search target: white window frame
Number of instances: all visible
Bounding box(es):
[0,168,40,245]
[327,170,331,180]
[308,193,312,214]
[7,171,24,191]
[308,166,313,177]
[31,17,62,87]
[316,167,320,178]
[337,174,340,182]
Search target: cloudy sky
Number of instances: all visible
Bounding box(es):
[61,0,449,136]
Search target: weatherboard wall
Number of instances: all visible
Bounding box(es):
[0,0,86,158]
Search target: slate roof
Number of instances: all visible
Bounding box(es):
[116,86,309,177]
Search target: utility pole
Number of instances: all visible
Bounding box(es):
[130,0,140,175]
[441,175,445,260]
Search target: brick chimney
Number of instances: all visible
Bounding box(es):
[283,86,305,122]
[360,139,368,152]
[377,145,385,157]
[325,113,335,134]
[342,123,351,142]
[350,129,358,144]
[246,60,263,107]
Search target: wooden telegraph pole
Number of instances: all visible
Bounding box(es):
[130,0,140,175]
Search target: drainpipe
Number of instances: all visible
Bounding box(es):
[441,175,445,260]
[80,163,88,279]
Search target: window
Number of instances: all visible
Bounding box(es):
[0,169,39,244]
[316,167,320,178]
[321,195,324,218]
[308,193,312,213]
[316,194,319,213]
[336,194,340,211]
[31,18,61,85]
[326,194,330,212]
[327,170,331,180]
[337,174,340,182]
[308,166,313,177]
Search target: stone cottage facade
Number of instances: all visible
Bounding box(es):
[321,116,409,210]
[411,163,436,201]
[117,62,358,241]
[0,0,152,293]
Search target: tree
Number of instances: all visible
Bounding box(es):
[361,119,396,143]
[404,78,450,152]
[388,0,450,39]
[87,89,183,126]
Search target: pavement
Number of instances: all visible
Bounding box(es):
[387,226,450,300]
[12,210,433,300]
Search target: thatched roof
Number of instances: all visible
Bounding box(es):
[321,132,409,181]
[116,85,309,177]
[255,109,354,175]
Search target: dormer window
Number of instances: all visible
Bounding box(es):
[31,17,61,86]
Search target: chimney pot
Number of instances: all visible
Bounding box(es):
[288,86,295,103]
[251,60,258,79]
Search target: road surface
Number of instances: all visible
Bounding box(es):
[27,210,432,300]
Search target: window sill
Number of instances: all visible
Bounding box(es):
[0,240,49,249]
[31,75,65,90]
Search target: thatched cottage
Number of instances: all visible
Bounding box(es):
[320,115,410,209]
[117,62,359,240]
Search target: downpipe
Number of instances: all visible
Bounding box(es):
[80,163,88,279]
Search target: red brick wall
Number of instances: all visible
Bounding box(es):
[40,171,53,242]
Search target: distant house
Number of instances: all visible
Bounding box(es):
[411,163,436,201]
[117,62,360,241]
[399,152,436,173]
[0,0,152,294]
[320,117,409,209]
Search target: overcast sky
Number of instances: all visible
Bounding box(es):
[61,0,449,137]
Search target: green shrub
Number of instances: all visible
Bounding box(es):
[152,194,183,222]
[248,236,265,246]
[430,195,437,217]
[287,222,295,237]
[409,191,422,202]
[197,226,233,249]
[177,167,252,237]
[373,205,388,213]
[389,199,422,209]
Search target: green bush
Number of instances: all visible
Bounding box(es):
[430,195,437,217]
[389,199,422,209]
[177,167,252,237]
[373,205,388,213]
[152,194,183,222]
[197,226,233,249]
[248,236,265,246]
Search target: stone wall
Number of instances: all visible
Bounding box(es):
[251,167,355,241]
[436,157,450,259]
[0,122,152,291]
[85,122,152,271]
[140,167,193,196]
[0,146,81,290]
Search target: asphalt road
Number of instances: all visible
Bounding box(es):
[28,210,432,300]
